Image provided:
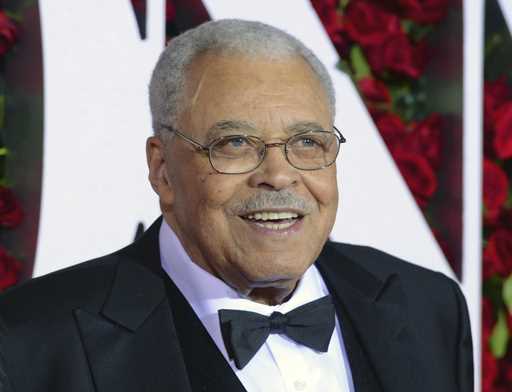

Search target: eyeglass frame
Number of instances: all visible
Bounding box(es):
[160,125,347,175]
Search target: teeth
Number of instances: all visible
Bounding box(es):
[255,220,296,230]
[246,211,299,221]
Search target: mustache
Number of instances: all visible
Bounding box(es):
[230,189,314,216]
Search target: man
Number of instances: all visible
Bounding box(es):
[0,20,473,392]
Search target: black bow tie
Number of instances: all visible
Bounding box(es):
[218,295,336,369]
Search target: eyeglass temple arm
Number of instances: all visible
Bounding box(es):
[333,126,346,143]
[162,125,209,152]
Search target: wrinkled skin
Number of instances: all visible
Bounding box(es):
[147,53,338,305]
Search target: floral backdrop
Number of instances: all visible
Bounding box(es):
[3,0,512,390]
[0,4,23,291]
[481,1,512,390]
[311,0,463,275]
[310,0,512,391]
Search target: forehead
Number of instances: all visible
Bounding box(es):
[179,52,331,138]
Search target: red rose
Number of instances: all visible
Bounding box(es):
[0,187,23,228]
[375,113,442,169]
[366,33,426,79]
[394,152,437,207]
[482,342,498,392]
[493,101,512,159]
[483,160,509,221]
[166,1,176,22]
[410,113,442,169]
[396,0,450,24]
[374,113,410,154]
[483,78,511,158]
[311,0,340,25]
[482,297,498,391]
[503,361,512,387]
[482,298,494,329]
[0,11,17,56]
[311,0,350,57]
[484,126,498,160]
[344,0,401,46]
[0,246,22,291]
[484,229,512,277]
[497,208,512,229]
[358,77,391,103]
[485,77,511,121]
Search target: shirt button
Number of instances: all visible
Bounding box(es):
[293,380,307,391]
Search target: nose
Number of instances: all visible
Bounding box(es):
[247,144,300,190]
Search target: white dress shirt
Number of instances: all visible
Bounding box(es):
[159,220,354,392]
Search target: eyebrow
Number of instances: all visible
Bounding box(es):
[205,120,258,140]
[205,120,327,140]
[285,121,326,134]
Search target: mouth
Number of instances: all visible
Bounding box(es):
[239,210,304,232]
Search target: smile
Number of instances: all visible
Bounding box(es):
[240,210,304,232]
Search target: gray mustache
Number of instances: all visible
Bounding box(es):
[231,190,314,215]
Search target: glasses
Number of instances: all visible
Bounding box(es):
[161,125,346,175]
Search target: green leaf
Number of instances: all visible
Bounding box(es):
[340,0,350,9]
[506,191,512,209]
[503,274,512,313]
[336,59,352,76]
[485,33,504,58]
[4,10,22,23]
[490,309,509,358]
[0,148,8,157]
[350,45,371,81]
[401,20,414,35]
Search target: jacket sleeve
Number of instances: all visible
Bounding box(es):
[452,281,474,392]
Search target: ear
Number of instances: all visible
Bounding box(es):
[146,136,174,206]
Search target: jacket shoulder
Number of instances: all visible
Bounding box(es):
[0,251,122,330]
[325,241,460,295]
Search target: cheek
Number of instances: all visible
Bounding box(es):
[187,172,248,222]
[200,175,239,209]
[303,168,339,209]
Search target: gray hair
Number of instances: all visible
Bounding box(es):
[149,19,335,137]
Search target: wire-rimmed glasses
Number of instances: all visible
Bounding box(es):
[161,125,346,175]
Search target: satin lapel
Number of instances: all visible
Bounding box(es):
[73,219,193,392]
[316,243,419,392]
[138,218,246,392]
[165,277,247,392]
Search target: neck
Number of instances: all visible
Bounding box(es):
[243,284,298,305]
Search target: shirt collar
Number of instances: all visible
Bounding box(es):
[159,219,329,320]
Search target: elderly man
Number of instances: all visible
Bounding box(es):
[0,20,472,392]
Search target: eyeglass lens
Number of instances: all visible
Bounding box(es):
[209,131,340,174]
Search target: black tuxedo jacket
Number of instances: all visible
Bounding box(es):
[0,219,473,392]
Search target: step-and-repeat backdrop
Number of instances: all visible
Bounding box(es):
[8,1,512,389]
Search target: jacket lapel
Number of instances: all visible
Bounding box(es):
[74,220,193,392]
[316,243,420,392]
[164,277,247,392]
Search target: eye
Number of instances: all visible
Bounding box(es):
[212,135,259,158]
[215,136,251,149]
[298,137,319,147]
[227,136,248,148]
[291,134,325,149]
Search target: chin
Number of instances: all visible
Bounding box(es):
[242,261,311,286]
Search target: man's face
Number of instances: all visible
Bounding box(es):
[148,52,338,303]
